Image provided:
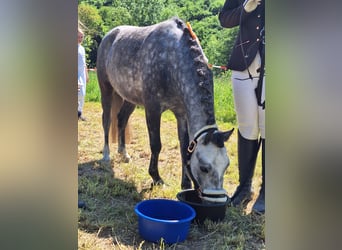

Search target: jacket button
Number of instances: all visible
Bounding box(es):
[256,38,260,42]
[256,26,260,30]
[258,14,261,18]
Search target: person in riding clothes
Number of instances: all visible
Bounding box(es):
[219,0,265,214]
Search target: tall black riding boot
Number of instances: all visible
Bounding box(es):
[252,138,265,214]
[231,130,260,209]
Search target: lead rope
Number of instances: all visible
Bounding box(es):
[186,21,228,71]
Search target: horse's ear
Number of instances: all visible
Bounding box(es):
[203,128,234,147]
[203,130,215,145]
[222,128,234,142]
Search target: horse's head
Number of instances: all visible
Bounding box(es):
[187,126,234,203]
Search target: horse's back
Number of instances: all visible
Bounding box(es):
[104,18,184,59]
[97,18,187,105]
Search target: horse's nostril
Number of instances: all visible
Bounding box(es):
[200,166,209,173]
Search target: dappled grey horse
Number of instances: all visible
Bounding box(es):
[96,17,234,202]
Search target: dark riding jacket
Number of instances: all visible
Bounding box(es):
[219,0,265,71]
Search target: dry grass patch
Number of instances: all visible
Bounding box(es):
[78,102,264,249]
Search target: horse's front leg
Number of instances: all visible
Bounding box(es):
[145,108,163,186]
[176,114,191,189]
[117,101,136,163]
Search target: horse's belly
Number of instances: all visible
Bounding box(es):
[110,72,144,105]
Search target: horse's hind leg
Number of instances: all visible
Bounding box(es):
[117,101,136,163]
[99,80,116,161]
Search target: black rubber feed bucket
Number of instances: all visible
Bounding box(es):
[177,189,230,224]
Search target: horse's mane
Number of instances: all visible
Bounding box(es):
[172,17,215,125]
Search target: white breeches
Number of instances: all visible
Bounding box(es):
[78,84,86,113]
[231,70,265,140]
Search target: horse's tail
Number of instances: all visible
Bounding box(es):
[109,93,132,144]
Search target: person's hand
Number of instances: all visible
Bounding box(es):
[244,0,261,13]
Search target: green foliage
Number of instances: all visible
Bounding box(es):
[98,6,132,33]
[124,0,167,26]
[78,3,104,67]
[78,0,106,8]
[159,3,182,20]
[177,0,212,21]
[209,0,226,14]
[205,26,239,70]
[78,3,103,34]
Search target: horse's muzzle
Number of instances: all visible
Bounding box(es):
[200,189,228,203]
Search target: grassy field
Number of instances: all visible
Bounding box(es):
[78,72,264,249]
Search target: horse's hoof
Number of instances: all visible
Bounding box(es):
[121,154,131,163]
[102,156,110,162]
[151,179,164,187]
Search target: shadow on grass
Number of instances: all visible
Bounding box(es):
[78,160,143,245]
[78,160,265,249]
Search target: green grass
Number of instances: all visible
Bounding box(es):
[85,70,100,102]
[85,70,236,125]
[214,71,236,124]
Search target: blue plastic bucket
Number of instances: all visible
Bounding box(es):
[134,199,196,244]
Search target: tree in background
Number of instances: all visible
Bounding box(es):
[124,0,166,26]
[78,3,103,68]
[99,6,132,33]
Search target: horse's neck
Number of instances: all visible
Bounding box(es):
[188,119,215,141]
[186,103,216,140]
[178,76,216,140]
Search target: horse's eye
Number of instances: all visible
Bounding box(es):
[200,166,209,173]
